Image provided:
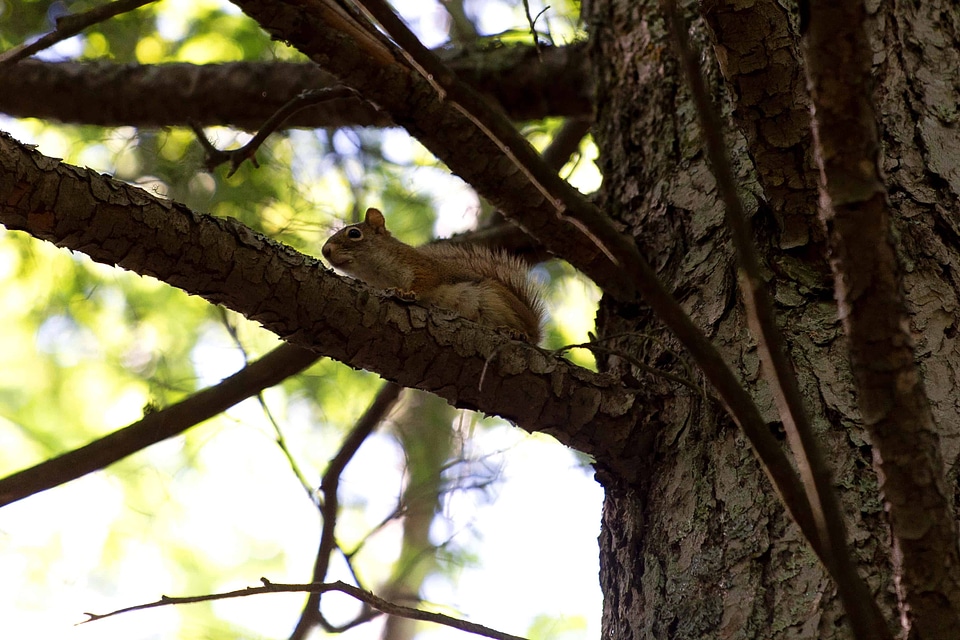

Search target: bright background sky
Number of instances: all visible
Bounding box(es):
[1,416,605,640]
[0,1,606,639]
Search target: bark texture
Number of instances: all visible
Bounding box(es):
[804,0,960,634]
[583,0,960,637]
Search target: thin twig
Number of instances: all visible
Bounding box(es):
[83,578,528,640]
[290,382,403,639]
[192,87,371,176]
[556,330,698,384]
[217,310,318,504]
[561,340,703,395]
[0,0,156,64]
[662,2,891,638]
[520,0,545,58]
[540,117,592,174]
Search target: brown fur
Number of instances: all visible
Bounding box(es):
[322,208,545,343]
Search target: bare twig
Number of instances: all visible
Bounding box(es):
[540,116,592,174]
[0,343,318,508]
[192,87,371,175]
[556,335,702,395]
[662,3,892,638]
[0,0,155,64]
[520,0,546,57]
[218,310,318,503]
[290,382,403,639]
[83,578,528,640]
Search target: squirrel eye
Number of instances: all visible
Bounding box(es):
[347,228,362,239]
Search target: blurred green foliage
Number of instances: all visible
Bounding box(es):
[0,1,600,638]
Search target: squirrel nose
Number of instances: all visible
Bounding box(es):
[321,244,331,259]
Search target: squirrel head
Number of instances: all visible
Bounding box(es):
[321,208,392,268]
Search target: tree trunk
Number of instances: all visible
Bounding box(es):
[587,0,960,637]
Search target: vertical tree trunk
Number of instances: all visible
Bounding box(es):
[582,0,960,636]
[381,390,456,640]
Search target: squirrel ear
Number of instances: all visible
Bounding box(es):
[365,208,386,232]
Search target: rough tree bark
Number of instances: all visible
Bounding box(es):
[588,0,960,638]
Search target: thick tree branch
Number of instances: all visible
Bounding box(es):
[0,343,319,507]
[0,45,589,129]
[0,132,651,483]
[803,1,960,637]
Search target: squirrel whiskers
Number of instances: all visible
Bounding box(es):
[322,208,545,343]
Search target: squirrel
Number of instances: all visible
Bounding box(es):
[322,208,545,343]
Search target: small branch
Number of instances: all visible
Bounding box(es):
[0,0,156,64]
[540,116,592,174]
[556,335,702,395]
[520,0,546,57]
[83,579,528,640]
[0,343,318,508]
[290,382,403,639]
[259,392,318,503]
[192,87,371,175]
[218,310,318,503]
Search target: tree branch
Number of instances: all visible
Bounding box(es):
[7,0,841,567]
[218,10,823,538]
[83,578,529,640]
[803,0,960,636]
[191,86,372,174]
[0,343,318,507]
[0,131,652,483]
[291,382,402,638]
[228,0,632,298]
[0,45,589,129]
